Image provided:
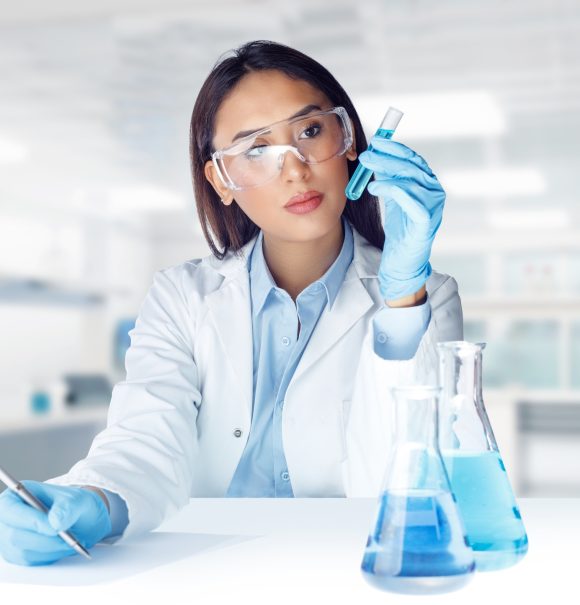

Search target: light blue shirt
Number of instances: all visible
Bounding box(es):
[101,218,432,532]
[226,217,431,497]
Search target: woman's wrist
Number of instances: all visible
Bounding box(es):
[81,485,111,514]
[385,284,427,308]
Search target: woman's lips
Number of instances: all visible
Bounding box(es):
[284,193,323,215]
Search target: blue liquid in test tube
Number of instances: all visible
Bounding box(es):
[345,106,404,201]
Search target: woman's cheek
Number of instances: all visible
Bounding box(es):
[235,195,281,229]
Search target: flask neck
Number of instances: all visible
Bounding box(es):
[439,348,480,404]
[388,387,451,493]
[393,392,438,450]
[438,342,496,452]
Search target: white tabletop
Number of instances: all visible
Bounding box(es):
[0,498,578,605]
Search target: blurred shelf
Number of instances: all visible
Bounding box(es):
[463,295,580,311]
[0,406,108,434]
[0,276,132,306]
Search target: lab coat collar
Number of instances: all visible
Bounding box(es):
[204,219,381,284]
[204,220,381,416]
[249,216,355,315]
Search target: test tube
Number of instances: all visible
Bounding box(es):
[345,106,404,201]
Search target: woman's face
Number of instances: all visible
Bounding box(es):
[204,70,357,244]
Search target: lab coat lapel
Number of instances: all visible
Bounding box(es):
[203,227,381,414]
[292,229,381,383]
[291,265,375,383]
[205,238,257,421]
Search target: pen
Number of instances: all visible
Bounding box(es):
[0,464,92,560]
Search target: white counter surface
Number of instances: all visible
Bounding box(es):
[0,498,577,604]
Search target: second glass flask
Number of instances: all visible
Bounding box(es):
[437,341,529,571]
[361,386,475,595]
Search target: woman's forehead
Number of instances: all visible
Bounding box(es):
[213,71,330,147]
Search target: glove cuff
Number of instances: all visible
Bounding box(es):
[379,262,432,301]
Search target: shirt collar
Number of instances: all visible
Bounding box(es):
[249,216,354,315]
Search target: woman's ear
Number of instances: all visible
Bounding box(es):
[346,146,358,161]
[204,160,234,205]
[345,119,358,161]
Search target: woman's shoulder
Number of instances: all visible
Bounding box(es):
[426,270,461,306]
[149,235,258,302]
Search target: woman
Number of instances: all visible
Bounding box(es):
[0,40,462,566]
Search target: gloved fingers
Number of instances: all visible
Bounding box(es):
[358,149,441,191]
[368,137,435,177]
[0,525,76,555]
[20,480,87,533]
[0,490,59,536]
[367,180,432,224]
[47,496,86,533]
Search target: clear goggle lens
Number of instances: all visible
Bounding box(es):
[212,107,352,191]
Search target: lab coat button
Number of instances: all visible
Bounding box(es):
[377,332,388,344]
[281,336,291,346]
[233,428,243,438]
[281,471,290,481]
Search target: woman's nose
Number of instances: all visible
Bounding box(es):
[279,148,310,181]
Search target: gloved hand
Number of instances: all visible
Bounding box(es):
[0,481,112,566]
[358,136,446,302]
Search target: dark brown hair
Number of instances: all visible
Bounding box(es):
[189,39,385,259]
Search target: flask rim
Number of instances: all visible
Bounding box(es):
[437,340,487,352]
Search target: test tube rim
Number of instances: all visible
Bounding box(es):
[380,106,404,131]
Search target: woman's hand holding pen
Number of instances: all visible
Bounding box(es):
[358,137,446,307]
[0,481,111,566]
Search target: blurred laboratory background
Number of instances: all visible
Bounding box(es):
[1,0,579,496]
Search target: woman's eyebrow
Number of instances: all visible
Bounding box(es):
[230,104,322,143]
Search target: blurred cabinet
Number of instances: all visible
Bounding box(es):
[432,248,580,391]
[0,408,108,487]
[517,396,580,496]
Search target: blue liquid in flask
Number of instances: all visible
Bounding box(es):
[345,128,394,201]
[361,489,475,595]
[443,450,529,571]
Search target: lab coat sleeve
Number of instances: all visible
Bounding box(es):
[344,274,463,497]
[45,267,201,543]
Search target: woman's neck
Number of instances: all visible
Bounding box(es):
[262,221,345,302]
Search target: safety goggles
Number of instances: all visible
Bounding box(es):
[211,106,353,191]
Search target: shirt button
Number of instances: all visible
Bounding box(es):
[233,428,243,438]
[281,471,290,481]
[376,332,388,344]
[281,336,291,346]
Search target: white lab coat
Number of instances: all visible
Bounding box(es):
[47,225,462,541]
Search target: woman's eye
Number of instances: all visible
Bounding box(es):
[301,123,322,138]
[245,145,268,158]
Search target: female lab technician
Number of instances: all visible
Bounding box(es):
[0,40,462,566]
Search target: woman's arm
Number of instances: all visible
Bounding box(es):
[47,266,202,542]
[385,284,427,308]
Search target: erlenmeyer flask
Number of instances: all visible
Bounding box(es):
[437,341,529,571]
[361,386,475,595]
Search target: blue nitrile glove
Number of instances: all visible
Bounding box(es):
[0,481,112,566]
[358,136,446,302]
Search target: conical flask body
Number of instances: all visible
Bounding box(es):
[361,386,475,595]
[438,341,528,571]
